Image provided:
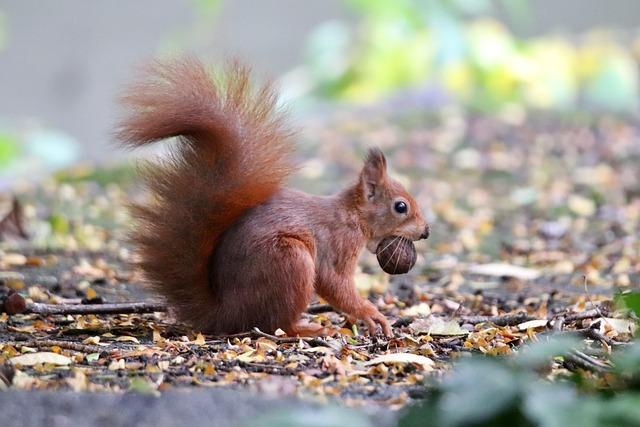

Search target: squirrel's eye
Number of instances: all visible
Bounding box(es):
[394,201,408,214]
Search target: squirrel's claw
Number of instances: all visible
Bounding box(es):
[352,303,393,338]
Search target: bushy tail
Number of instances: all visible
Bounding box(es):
[116,57,295,328]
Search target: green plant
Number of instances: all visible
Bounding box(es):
[299,0,639,112]
[399,339,640,427]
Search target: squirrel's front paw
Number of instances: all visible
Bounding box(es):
[352,302,393,338]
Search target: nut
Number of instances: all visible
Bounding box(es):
[376,236,417,275]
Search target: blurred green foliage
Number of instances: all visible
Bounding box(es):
[192,0,220,16]
[301,0,640,112]
[158,0,221,56]
[0,132,20,168]
[399,339,640,427]
[616,291,640,318]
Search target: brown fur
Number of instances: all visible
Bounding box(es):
[117,57,429,337]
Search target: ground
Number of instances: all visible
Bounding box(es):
[0,106,638,423]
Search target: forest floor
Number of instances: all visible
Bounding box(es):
[0,107,638,425]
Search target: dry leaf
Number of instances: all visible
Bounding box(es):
[600,318,637,335]
[365,353,434,371]
[108,359,126,370]
[409,316,467,336]
[468,263,540,280]
[517,319,549,331]
[10,352,72,366]
[193,333,206,345]
[402,303,432,317]
[115,336,140,344]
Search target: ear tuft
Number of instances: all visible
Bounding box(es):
[365,148,387,173]
[361,147,388,199]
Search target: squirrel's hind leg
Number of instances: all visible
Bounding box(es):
[263,235,318,335]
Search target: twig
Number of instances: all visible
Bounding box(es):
[26,302,167,315]
[459,312,536,326]
[552,317,565,332]
[19,302,333,317]
[564,350,610,374]
[237,361,297,375]
[2,339,104,354]
[307,304,334,315]
[579,327,628,347]
[251,327,305,343]
[564,309,605,322]
[251,327,335,348]
[582,275,603,319]
[0,197,29,240]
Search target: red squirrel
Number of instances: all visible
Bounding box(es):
[117,57,430,337]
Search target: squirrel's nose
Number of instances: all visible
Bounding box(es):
[420,225,430,240]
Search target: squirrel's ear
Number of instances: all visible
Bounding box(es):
[360,148,387,200]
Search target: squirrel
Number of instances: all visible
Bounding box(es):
[117,57,430,337]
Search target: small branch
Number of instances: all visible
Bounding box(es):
[2,339,104,354]
[552,317,565,332]
[307,304,334,315]
[564,309,605,323]
[251,327,304,343]
[251,327,335,348]
[579,327,628,347]
[460,312,537,326]
[15,302,333,317]
[26,302,167,316]
[564,350,610,374]
[0,197,29,240]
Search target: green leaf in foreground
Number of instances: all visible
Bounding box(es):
[514,335,580,367]
[615,291,640,317]
[400,339,640,427]
[247,406,372,427]
[128,377,160,397]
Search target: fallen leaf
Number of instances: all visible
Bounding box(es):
[468,263,540,280]
[83,336,100,345]
[255,338,278,352]
[568,195,596,217]
[2,253,27,266]
[10,352,72,366]
[600,318,637,335]
[66,369,87,392]
[402,302,432,317]
[85,287,98,299]
[108,359,125,370]
[302,346,335,355]
[115,336,140,344]
[86,353,100,362]
[517,319,549,331]
[410,316,467,336]
[365,353,434,370]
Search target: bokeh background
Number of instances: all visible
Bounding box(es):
[2,0,640,185]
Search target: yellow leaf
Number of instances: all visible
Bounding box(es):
[256,338,278,352]
[365,353,434,371]
[85,287,97,299]
[83,336,100,345]
[236,350,256,362]
[108,359,125,370]
[204,363,216,376]
[153,329,165,344]
[193,333,206,346]
[10,352,72,366]
[115,336,140,344]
